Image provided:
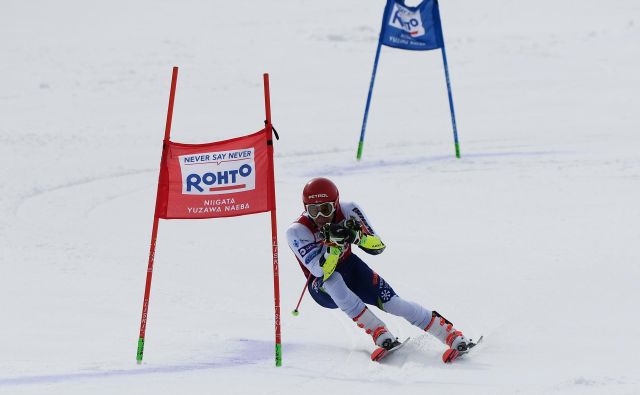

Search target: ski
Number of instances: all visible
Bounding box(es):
[442,335,483,363]
[371,337,410,362]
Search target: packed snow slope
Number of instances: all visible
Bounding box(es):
[1,0,639,394]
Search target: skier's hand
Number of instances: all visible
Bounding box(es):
[320,245,341,281]
[358,234,386,255]
[343,217,363,245]
[320,223,351,247]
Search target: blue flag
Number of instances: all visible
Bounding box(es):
[380,0,444,51]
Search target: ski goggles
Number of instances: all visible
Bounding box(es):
[306,202,336,219]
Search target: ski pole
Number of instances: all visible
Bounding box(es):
[292,273,312,316]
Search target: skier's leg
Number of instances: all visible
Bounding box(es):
[344,254,469,351]
[320,272,364,317]
[345,253,398,308]
[342,254,469,357]
[382,296,432,328]
[307,276,339,309]
[321,271,396,349]
[383,296,469,351]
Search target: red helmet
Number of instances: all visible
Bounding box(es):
[302,177,339,206]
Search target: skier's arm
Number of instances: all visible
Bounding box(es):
[286,223,326,278]
[341,202,386,255]
[319,245,341,281]
[358,234,385,254]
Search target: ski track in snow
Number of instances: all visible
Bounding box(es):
[0,359,248,387]
[299,150,569,177]
[11,146,569,221]
[0,339,273,387]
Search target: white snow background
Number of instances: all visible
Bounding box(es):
[1,0,639,394]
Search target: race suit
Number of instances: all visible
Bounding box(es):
[286,201,434,328]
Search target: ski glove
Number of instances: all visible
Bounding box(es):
[344,217,386,255]
[343,218,386,254]
[320,223,352,246]
[343,218,363,245]
[358,234,385,255]
[320,245,342,281]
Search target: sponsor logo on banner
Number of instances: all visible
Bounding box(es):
[388,3,425,37]
[179,148,256,195]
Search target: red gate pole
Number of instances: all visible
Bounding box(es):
[263,73,282,367]
[136,66,179,364]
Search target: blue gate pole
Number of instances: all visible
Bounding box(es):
[434,0,461,159]
[357,40,383,161]
[440,45,461,159]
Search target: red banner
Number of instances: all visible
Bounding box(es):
[156,129,274,219]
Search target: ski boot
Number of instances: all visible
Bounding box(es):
[424,311,471,363]
[353,307,400,360]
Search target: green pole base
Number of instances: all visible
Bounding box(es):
[356,141,364,161]
[136,337,145,364]
[455,142,461,159]
[275,343,282,367]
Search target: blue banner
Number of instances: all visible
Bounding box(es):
[379,0,444,51]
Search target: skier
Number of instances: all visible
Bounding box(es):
[286,177,474,362]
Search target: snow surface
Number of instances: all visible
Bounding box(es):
[1,0,639,394]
